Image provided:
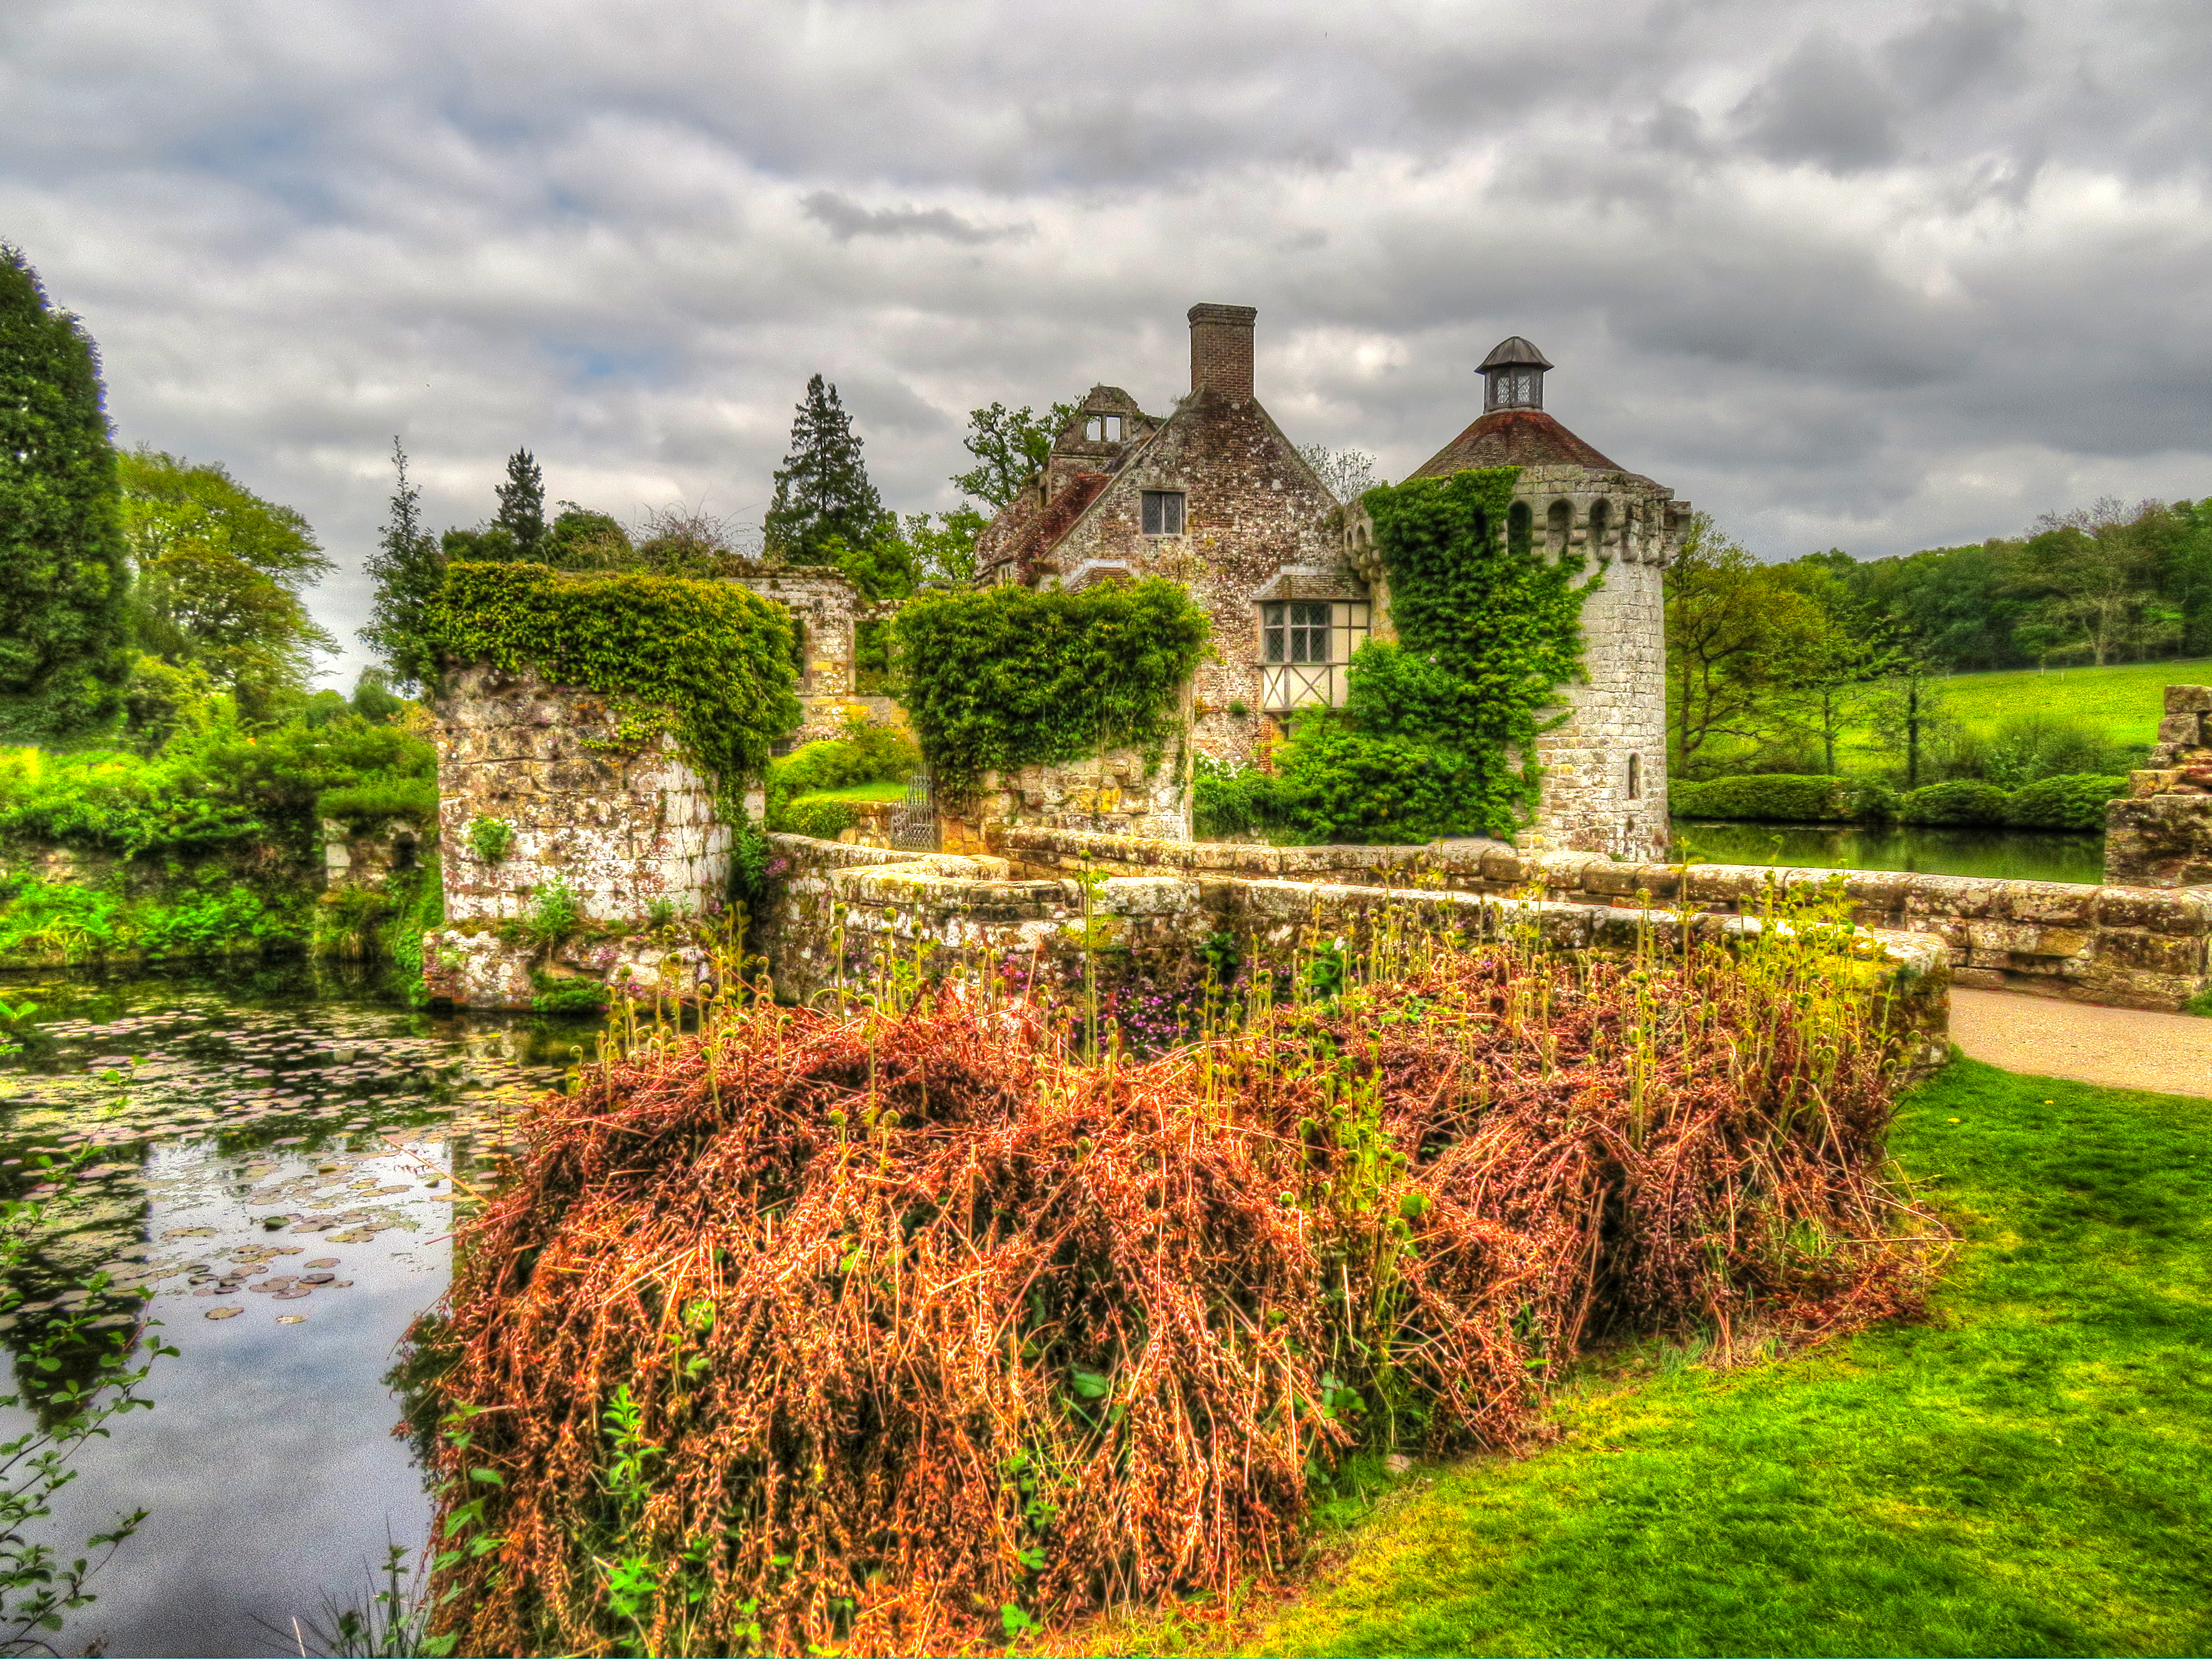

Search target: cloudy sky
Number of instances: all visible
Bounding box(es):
[5,0,2209,685]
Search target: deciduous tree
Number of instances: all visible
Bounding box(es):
[1296,443,1380,504]
[1663,515,1824,773]
[2013,498,2160,667]
[951,401,1078,509]
[119,448,335,724]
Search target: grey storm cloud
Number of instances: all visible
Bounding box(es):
[3,0,2210,686]
[800,192,1025,246]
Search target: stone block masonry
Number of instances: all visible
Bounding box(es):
[2106,684,2212,888]
[434,663,732,925]
[751,833,1950,1074]
[984,826,2212,1012]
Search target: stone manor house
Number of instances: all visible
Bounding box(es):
[972,303,1688,858]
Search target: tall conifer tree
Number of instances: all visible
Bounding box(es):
[361,437,447,695]
[0,244,130,739]
[493,447,546,556]
[762,375,884,564]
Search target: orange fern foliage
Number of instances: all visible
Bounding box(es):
[416,931,1937,1656]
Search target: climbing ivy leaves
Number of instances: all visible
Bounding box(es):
[431,562,801,792]
[891,578,1210,799]
[1277,467,1596,843]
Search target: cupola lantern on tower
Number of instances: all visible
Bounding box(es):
[1479,335,1552,411]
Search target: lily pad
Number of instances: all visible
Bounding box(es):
[205,1306,242,1320]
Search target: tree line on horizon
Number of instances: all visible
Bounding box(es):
[1665,497,2212,786]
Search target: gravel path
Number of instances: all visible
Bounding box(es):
[1950,987,2212,1099]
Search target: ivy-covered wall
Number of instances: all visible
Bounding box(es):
[892,578,1209,839]
[431,562,801,798]
[1251,466,1596,844]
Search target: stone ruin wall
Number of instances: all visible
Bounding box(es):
[420,665,733,1010]
[726,566,866,746]
[988,826,2212,1012]
[2105,684,2212,888]
[749,833,1952,1076]
[937,681,1198,851]
[432,664,731,925]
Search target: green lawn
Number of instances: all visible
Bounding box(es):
[1090,1059,2212,1657]
[1934,656,2212,746]
[787,779,908,804]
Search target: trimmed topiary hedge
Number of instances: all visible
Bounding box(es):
[1895,780,2011,826]
[1999,774,2129,832]
[1669,774,1896,824]
[1673,771,2129,832]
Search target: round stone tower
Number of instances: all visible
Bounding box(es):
[1349,338,1686,859]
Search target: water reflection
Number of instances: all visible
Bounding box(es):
[1671,821,2107,885]
[0,960,600,1659]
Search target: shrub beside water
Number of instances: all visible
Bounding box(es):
[1671,774,1897,824]
[1999,773,2130,831]
[1894,779,2013,826]
[1674,771,2127,832]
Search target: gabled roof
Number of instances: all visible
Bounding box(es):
[1407,408,1618,477]
[996,472,1112,580]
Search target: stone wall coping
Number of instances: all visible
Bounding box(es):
[775,833,1938,978]
[981,828,2212,928]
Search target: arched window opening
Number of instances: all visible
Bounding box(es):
[1587,498,1611,553]
[393,836,420,872]
[1508,500,1533,560]
[1547,499,1571,552]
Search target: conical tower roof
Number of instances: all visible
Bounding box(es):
[1478,335,1553,372]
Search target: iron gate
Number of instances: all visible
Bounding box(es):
[888,768,939,851]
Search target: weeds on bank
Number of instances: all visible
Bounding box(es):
[405,875,1937,1657]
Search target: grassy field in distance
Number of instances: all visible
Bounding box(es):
[1932,656,2212,746]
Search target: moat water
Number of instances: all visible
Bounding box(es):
[1670,822,2107,885]
[0,962,597,1659]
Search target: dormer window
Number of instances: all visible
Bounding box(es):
[1084,414,1124,442]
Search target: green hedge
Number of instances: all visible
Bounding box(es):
[1670,774,1897,824]
[1895,780,2011,826]
[1673,772,2127,832]
[316,775,439,827]
[891,579,1209,797]
[2000,774,2128,831]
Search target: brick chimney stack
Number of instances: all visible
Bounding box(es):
[1188,303,1257,399]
